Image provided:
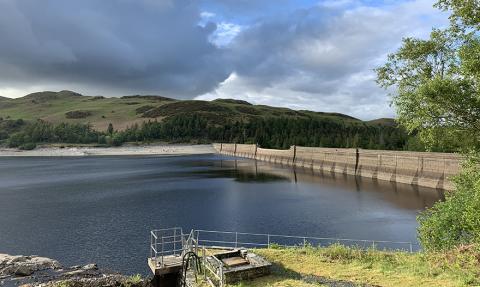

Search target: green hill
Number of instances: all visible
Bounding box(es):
[0,90,413,150]
[0,90,379,131]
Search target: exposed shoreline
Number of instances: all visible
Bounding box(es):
[0,144,216,157]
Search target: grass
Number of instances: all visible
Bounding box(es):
[0,90,393,132]
[48,245,479,287]
[214,244,480,287]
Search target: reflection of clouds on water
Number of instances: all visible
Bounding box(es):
[0,154,443,275]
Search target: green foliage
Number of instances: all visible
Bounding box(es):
[116,114,409,150]
[257,244,480,286]
[436,0,480,28]
[122,274,143,287]
[0,113,414,150]
[107,123,114,135]
[418,155,480,250]
[19,142,37,150]
[5,120,103,148]
[376,28,480,151]
[377,0,480,251]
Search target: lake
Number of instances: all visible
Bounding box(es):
[0,154,443,275]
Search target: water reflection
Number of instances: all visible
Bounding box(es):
[0,154,444,275]
[185,157,444,211]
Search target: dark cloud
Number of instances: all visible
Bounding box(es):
[0,0,446,119]
[0,0,230,97]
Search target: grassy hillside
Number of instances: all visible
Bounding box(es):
[0,90,383,132]
[0,90,415,151]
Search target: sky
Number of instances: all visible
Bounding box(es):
[0,0,448,119]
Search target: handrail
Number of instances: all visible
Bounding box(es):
[195,229,413,246]
[194,229,415,252]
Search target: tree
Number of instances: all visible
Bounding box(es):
[377,0,480,250]
[376,28,480,151]
[436,0,480,29]
[107,123,114,135]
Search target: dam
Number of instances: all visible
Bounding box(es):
[214,143,461,190]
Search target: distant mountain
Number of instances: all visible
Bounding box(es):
[0,90,395,132]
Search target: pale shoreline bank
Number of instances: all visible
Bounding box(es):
[0,144,216,157]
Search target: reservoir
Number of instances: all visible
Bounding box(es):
[0,154,443,275]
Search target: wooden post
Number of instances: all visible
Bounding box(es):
[292,145,297,163]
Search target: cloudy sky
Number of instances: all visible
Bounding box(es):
[0,0,448,119]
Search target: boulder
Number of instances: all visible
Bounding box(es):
[14,265,33,276]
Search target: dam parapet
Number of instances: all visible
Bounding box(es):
[213,143,461,191]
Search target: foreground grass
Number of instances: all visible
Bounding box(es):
[225,244,480,287]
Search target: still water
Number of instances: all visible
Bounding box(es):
[0,154,443,274]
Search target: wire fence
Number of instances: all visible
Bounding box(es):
[193,229,417,252]
[149,227,418,270]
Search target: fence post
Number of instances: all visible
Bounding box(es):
[293,145,297,164]
[372,240,375,250]
[267,234,270,249]
[303,237,306,248]
[173,228,176,256]
[235,232,238,248]
[161,236,164,266]
[154,233,158,264]
[410,243,413,253]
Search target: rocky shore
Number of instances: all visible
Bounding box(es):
[0,144,215,157]
[0,254,152,287]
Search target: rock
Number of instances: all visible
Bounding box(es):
[0,253,62,277]
[15,265,33,276]
[81,263,97,271]
[0,254,153,287]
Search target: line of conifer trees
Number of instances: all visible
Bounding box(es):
[0,114,418,151]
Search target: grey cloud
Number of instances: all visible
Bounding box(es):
[0,0,445,120]
[197,0,446,119]
[0,0,230,97]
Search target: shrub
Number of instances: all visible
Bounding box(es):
[8,133,26,148]
[65,110,92,119]
[20,142,36,150]
[418,154,480,250]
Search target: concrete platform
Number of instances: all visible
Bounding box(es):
[148,256,184,276]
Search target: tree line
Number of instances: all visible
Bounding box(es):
[0,114,418,151]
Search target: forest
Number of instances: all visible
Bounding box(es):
[0,113,417,151]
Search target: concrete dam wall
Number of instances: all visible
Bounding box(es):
[213,143,462,191]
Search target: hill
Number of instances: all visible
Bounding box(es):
[0,90,412,151]
[0,90,385,132]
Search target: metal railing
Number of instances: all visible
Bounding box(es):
[149,227,416,287]
[150,227,189,267]
[193,229,416,252]
[201,247,225,286]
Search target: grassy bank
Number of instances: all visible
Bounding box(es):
[221,244,479,287]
